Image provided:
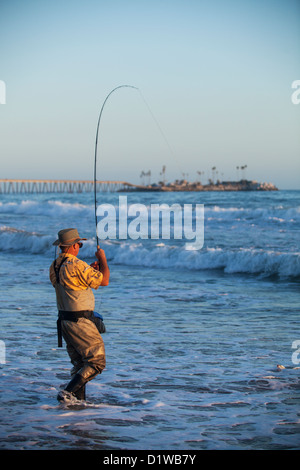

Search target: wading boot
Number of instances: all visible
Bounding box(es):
[57,373,87,402]
[74,383,86,400]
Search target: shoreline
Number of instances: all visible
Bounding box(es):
[0,178,279,194]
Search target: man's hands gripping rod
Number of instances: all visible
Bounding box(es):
[90,246,110,286]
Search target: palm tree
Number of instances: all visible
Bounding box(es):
[241,165,247,180]
[160,165,166,185]
[211,166,216,183]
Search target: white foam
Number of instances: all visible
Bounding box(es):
[0,225,299,278]
[0,199,299,223]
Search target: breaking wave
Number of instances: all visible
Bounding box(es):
[0,200,299,224]
[105,243,300,278]
[0,200,93,217]
[0,226,53,253]
[0,226,299,279]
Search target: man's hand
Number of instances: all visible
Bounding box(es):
[95,248,107,264]
[90,261,100,270]
[94,248,110,286]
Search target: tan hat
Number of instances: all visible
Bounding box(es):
[53,228,87,246]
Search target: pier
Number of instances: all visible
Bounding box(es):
[0,178,278,194]
[0,179,142,194]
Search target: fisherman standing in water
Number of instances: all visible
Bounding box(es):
[49,228,110,402]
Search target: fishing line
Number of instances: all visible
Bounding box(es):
[93,85,182,248]
[94,85,139,248]
[137,89,183,177]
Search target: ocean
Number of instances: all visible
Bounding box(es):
[0,188,299,450]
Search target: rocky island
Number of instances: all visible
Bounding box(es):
[126,179,278,192]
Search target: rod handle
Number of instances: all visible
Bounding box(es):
[96,245,101,269]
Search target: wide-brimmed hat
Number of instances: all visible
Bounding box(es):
[53,228,87,246]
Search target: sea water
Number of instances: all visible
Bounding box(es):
[0,189,299,450]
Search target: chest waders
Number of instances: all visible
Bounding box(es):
[54,258,100,402]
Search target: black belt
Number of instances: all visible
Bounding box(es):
[57,310,94,347]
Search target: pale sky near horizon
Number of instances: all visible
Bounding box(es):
[0,0,299,189]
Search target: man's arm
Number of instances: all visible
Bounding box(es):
[49,261,57,286]
[94,248,110,286]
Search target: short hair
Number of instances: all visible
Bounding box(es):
[60,245,72,253]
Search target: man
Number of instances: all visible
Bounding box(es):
[49,228,110,402]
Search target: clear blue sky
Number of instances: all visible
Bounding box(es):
[1,0,299,188]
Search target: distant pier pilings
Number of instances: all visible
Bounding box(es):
[0,178,278,194]
[0,179,140,194]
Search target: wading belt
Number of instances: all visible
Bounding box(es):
[57,310,95,347]
[54,257,95,346]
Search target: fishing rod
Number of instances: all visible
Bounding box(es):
[94,85,139,249]
[93,85,182,250]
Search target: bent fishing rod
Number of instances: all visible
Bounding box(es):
[94,85,139,250]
